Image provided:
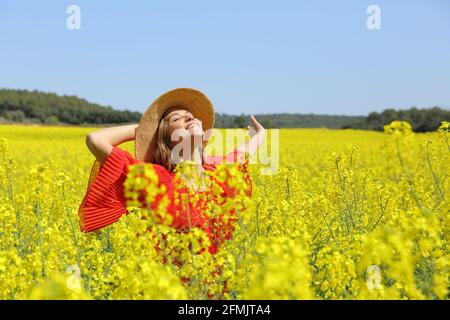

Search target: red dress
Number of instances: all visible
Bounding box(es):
[78,146,252,254]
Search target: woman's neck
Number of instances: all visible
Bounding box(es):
[180,145,205,177]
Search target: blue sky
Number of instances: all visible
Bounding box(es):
[0,0,449,116]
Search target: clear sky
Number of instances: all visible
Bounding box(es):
[1,0,449,116]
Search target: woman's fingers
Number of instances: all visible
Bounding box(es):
[250,115,265,131]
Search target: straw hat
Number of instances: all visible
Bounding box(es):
[135,88,215,163]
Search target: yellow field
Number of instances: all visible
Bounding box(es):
[0,122,448,299]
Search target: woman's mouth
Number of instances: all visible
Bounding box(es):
[186,123,198,129]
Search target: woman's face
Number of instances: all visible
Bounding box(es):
[164,107,204,146]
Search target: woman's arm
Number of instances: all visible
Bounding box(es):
[86,124,138,164]
[236,116,266,155]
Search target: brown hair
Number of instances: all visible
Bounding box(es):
[152,106,206,172]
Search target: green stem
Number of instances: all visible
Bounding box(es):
[286,176,291,200]
[335,160,355,230]
[395,137,424,211]
[255,201,261,237]
[426,142,445,201]
[34,200,46,278]
[320,211,341,251]
[370,197,389,231]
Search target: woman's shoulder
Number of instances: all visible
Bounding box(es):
[109,145,138,165]
[108,147,172,179]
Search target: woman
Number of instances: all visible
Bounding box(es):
[78,88,266,255]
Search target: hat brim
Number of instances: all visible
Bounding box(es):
[135,88,215,163]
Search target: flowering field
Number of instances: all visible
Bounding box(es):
[0,122,448,300]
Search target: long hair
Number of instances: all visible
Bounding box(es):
[152,107,207,172]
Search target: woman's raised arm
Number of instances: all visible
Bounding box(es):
[236,116,266,155]
[86,124,138,164]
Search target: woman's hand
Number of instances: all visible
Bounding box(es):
[247,115,266,137]
[237,115,267,156]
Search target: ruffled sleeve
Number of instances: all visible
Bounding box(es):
[78,146,139,232]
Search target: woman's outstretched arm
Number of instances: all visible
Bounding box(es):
[236,116,266,155]
[86,124,138,164]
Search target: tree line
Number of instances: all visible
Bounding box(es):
[344,107,450,132]
[0,89,141,125]
[1,89,448,131]
[214,113,366,129]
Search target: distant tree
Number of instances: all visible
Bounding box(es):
[233,116,246,128]
[3,110,25,122]
[381,108,397,123]
[346,106,450,132]
[260,118,274,128]
[44,116,59,125]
